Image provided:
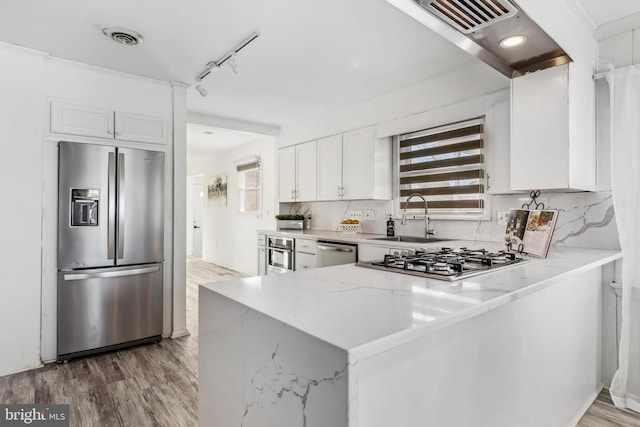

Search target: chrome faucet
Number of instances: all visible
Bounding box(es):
[401,193,436,238]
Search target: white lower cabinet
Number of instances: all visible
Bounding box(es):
[295,238,317,271]
[295,252,316,271]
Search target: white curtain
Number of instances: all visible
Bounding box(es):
[608,65,640,413]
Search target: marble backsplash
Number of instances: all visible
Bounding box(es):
[280,191,619,250]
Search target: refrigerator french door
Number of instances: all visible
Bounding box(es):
[57,141,164,360]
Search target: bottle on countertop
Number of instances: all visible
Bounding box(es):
[386,214,395,237]
[306,209,312,229]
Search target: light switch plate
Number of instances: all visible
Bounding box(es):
[349,210,363,221]
[364,210,375,221]
[497,211,509,226]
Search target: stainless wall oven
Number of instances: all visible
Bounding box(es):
[267,235,294,274]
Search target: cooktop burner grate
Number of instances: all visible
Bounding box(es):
[356,247,527,281]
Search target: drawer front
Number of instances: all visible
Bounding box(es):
[295,252,316,271]
[257,234,266,246]
[296,238,316,255]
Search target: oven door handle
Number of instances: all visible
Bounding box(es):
[269,248,292,254]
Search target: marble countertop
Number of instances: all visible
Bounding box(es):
[201,242,621,360]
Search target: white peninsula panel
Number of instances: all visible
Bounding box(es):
[200,246,620,426]
[199,289,348,427]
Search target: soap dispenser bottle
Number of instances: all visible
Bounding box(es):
[386,215,395,237]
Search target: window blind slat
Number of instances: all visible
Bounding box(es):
[399,124,483,148]
[401,200,485,210]
[400,169,484,185]
[400,154,484,172]
[400,184,484,197]
[400,139,483,160]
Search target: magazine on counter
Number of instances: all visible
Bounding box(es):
[504,208,559,258]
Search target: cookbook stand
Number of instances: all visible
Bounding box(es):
[504,190,558,258]
[521,190,544,209]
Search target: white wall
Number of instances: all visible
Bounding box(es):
[0,42,185,374]
[0,44,47,376]
[278,62,508,147]
[189,138,276,276]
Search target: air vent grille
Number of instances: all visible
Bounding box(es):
[419,0,518,34]
[102,27,144,46]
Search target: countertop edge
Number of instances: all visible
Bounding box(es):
[200,248,622,360]
[347,250,622,361]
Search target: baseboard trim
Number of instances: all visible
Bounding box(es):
[0,361,44,378]
[170,328,190,339]
[568,384,603,426]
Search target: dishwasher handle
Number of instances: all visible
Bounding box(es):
[317,243,355,253]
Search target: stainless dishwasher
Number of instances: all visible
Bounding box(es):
[315,241,357,267]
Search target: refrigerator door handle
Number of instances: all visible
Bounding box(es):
[108,152,116,259]
[118,152,125,259]
[63,266,160,281]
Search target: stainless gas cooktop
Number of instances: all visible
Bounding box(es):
[355,247,528,281]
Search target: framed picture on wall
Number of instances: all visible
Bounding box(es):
[206,173,227,207]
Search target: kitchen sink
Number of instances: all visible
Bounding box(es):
[368,235,449,244]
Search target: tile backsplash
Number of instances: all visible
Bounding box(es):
[280,191,619,250]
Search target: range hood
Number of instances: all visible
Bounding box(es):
[387,0,572,78]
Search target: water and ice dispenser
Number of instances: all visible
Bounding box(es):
[70,188,99,226]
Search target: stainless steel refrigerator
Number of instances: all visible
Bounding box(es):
[57,141,164,361]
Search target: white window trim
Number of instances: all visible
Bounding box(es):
[236,156,263,217]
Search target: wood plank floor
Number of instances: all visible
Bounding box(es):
[1,257,639,426]
[0,257,244,427]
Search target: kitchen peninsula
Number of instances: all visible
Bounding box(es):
[199,242,620,427]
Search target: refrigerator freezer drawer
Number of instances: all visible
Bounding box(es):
[57,264,163,359]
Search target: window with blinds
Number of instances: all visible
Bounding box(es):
[399,117,485,216]
[237,158,261,213]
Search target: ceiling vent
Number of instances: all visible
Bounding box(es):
[419,0,518,34]
[102,27,144,46]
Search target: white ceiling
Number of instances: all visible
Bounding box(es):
[187,124,273,158]
[578,0,640,28]
[0,0,477,128]
[1,1,638,133]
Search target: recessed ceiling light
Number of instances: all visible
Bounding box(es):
[499,35,527,48]
[204,131,215,135]
[102,27,144,46]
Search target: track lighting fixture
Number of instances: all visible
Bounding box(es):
[195,82,208,97]
[193,32,259,97]
[227,53,240,74]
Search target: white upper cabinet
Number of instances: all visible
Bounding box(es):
[278,146,296,202]
[51,101,169,145]
[281,125,392,203]
[316,126,392,201]
[114,111,168,145]
[317,134,343,200]
[295,140,317,202]
[51,101,114,139]
[484,91,514,194]
[277,140,317,202]
[510,64,596,191]
[342,126,392,200]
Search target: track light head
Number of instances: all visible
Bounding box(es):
[195,83,208,97]
[227,52,240,74]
